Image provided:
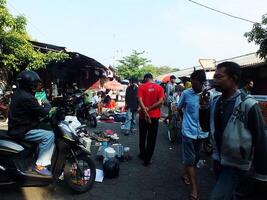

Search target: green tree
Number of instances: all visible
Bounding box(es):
[244,14,267,60]
[138,64,158,78]
[156,66,179,76]
[116,50,151,79]
[0,0,68,71]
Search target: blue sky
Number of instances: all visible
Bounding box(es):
[7,0,267,69]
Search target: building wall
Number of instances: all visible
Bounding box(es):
[241,64,267,95]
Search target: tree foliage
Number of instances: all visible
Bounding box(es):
[116,50,151,79]
[244,14,267,60]
[116,50,179,80]
[0,0,68,71]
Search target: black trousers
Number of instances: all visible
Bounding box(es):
[139,118,159,162]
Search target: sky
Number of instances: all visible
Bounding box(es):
[6,0,267,69]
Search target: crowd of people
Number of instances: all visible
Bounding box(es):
[123,61,267,200]
[2,61,267,199]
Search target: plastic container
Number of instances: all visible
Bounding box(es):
[104,147,116,159]
[112,144,124,158]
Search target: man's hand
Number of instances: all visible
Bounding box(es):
[143,107,152,124]
[199,90,210,108]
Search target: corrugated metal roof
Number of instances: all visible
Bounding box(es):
[156,52,266,80]
[216,52,266,68]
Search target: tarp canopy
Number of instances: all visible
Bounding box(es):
[89,80,101,90]
[103,80,123,90]
[161,75,181,83]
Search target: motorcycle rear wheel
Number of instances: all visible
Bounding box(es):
[64,154,96,193]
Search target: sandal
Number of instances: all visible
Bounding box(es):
[189,193,199,200]
[181,175,191,185]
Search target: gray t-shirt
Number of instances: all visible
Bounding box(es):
[166,83,175,103]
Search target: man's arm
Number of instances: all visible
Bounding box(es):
[25,97,50,118]
[138,96,150,121]
[247,104,267,181]
[199,108,210,132]
[199,91,211,132]
[125,87,129,109]
[147,97,164,111]
[148,86,165,111]
[176,90,185,110]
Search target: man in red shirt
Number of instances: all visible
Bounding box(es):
[138,73,165,166]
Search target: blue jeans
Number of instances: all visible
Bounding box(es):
[123,110,137,131]
[24,129,55,166]
[210,161,246,200]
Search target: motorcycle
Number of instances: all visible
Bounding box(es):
[76,102,97,128]
[0,91,11,121]
[0,107,96,193]
[64,92,97,128]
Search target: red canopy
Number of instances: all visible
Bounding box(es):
[161,75,171,83]
[103,80,123,90]
[89,80,101,90]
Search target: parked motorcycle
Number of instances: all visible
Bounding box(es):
[0,91,12,121]
[64,92,97,128]
[76,102,97,128]
[0,107,96,193]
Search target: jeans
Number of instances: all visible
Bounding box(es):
[210,161,246,200]
[24,129,55,166]
[123,110,137,131]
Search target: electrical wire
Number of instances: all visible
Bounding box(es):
[188,0,259,24]
[7,1,47,38]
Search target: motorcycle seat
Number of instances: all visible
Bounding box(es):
[0,131,36,150]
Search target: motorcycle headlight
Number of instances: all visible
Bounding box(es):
[79,137,92,152]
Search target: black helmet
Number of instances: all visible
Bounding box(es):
[17,70,41,92]
[103,158,120,178]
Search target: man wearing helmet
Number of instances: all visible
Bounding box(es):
[8,70,54,176]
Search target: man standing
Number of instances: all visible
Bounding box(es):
[123,77,139,136]
[177,70,208,200]
[138,73,164,166]
[164,75,177,124]
[199,62,267,199]
[240,79,254,95]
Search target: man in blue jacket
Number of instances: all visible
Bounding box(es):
[199,62,267,199]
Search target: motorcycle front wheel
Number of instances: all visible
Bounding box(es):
[64,154,96,193]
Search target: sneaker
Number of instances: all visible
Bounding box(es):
[34,165,52,176]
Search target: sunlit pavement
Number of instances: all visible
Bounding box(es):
[1,107,267,200]
[0,113,217,200]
